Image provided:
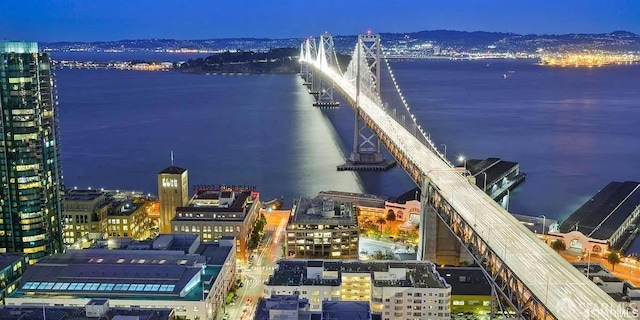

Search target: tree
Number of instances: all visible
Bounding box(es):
[376,217,387,232]
[371,250,395,260]
[248,231,260,250]
[551,239,566,252]
[608,251,622,271]
[386,210,396,222]
[225,292,234,304]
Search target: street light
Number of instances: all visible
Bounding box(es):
[440,144,447,159]
[539,215,546,236]
[504,189,510,211]
[457,155,466,168]
[481,172,487,193]
[586,249,593,278]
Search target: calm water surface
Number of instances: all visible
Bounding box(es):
[55,57,640,252]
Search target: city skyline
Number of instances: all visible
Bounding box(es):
[1,0,639,42]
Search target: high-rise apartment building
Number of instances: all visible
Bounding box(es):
[157,165,188,233]
[0,41,63,261]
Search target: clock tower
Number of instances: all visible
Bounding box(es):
[157,164,189,234]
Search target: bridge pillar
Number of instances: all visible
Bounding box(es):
[309,68,321,95]
[419,179,473,265]
[313,77,339,108]
[301,64,311,86]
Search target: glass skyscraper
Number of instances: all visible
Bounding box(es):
[0,41,63,261]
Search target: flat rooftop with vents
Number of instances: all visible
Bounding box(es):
[267,259,448,289]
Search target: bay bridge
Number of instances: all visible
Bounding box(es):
[299,32,624,319]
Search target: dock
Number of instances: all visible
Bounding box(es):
[313,101,340,108]
[337,159,396,171]
[559,181,640,252]
[462,157,526,202]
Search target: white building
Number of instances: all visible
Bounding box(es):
[264,259,451,320]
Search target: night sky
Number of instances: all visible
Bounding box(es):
[2,0,639,42]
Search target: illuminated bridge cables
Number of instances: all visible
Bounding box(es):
[379,51,453,167]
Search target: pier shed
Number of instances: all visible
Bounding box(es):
[559,181,640,252]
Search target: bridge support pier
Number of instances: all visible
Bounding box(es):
[337,110,395,171]
[313,77,339,108]
[418,179,474,265]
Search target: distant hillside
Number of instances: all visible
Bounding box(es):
[375,29,640,52]
[42,30,640,54]
[178,48,351,74]
[179,48,300,74]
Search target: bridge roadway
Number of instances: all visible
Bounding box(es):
[302,58,621,319]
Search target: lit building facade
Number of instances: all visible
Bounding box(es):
[0,253,28,303]
[285,197,359,259]
[105,201,151,240]
[158,166,189,234]
[62,189,112,247]
[0,41,63,261]
[264,259,451,320]
[171,188,261,255]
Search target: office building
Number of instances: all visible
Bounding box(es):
[437,267,492,315]
[0,41,63,261]
[285,196,359,259]
[158,165,189,234]
[255,295,372,320]
[6,237,237,320]
[105,200,151,240]
[0,299,175,320]
[264,259,451,320]
[62,189,112,247]
[0,253,28,303]
[62,189,153,247]
[172,187,261,255]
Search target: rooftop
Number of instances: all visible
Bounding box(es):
[393,187,421,204]
[0,303,173,320]
[560,181,640,240]
[195,242,234,266]
[267,259,448,289]
[0,41,38,54]
[11,249,211,301]
[109,201,142,216]
[0,253,26,271]
[290,197,357,226]
[512,213,558,235]
[318,191,387,208]
[64,189,104,202]
[466,158,520,188]
[436,266,492,296]
[255,295,311,320]
[173,191,256,219]
[158,165,187,175]
[322,301,371,320]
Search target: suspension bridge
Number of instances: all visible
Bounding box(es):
[299,32,624,320]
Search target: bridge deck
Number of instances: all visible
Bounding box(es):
[304,59,620,319]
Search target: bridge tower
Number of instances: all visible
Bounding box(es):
[303,38,319,92]
[313,33,339,108]
[338,33,395,171]
[299,42,310,85]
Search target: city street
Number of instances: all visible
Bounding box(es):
[559,250,640,287]
[219,209,289,320]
